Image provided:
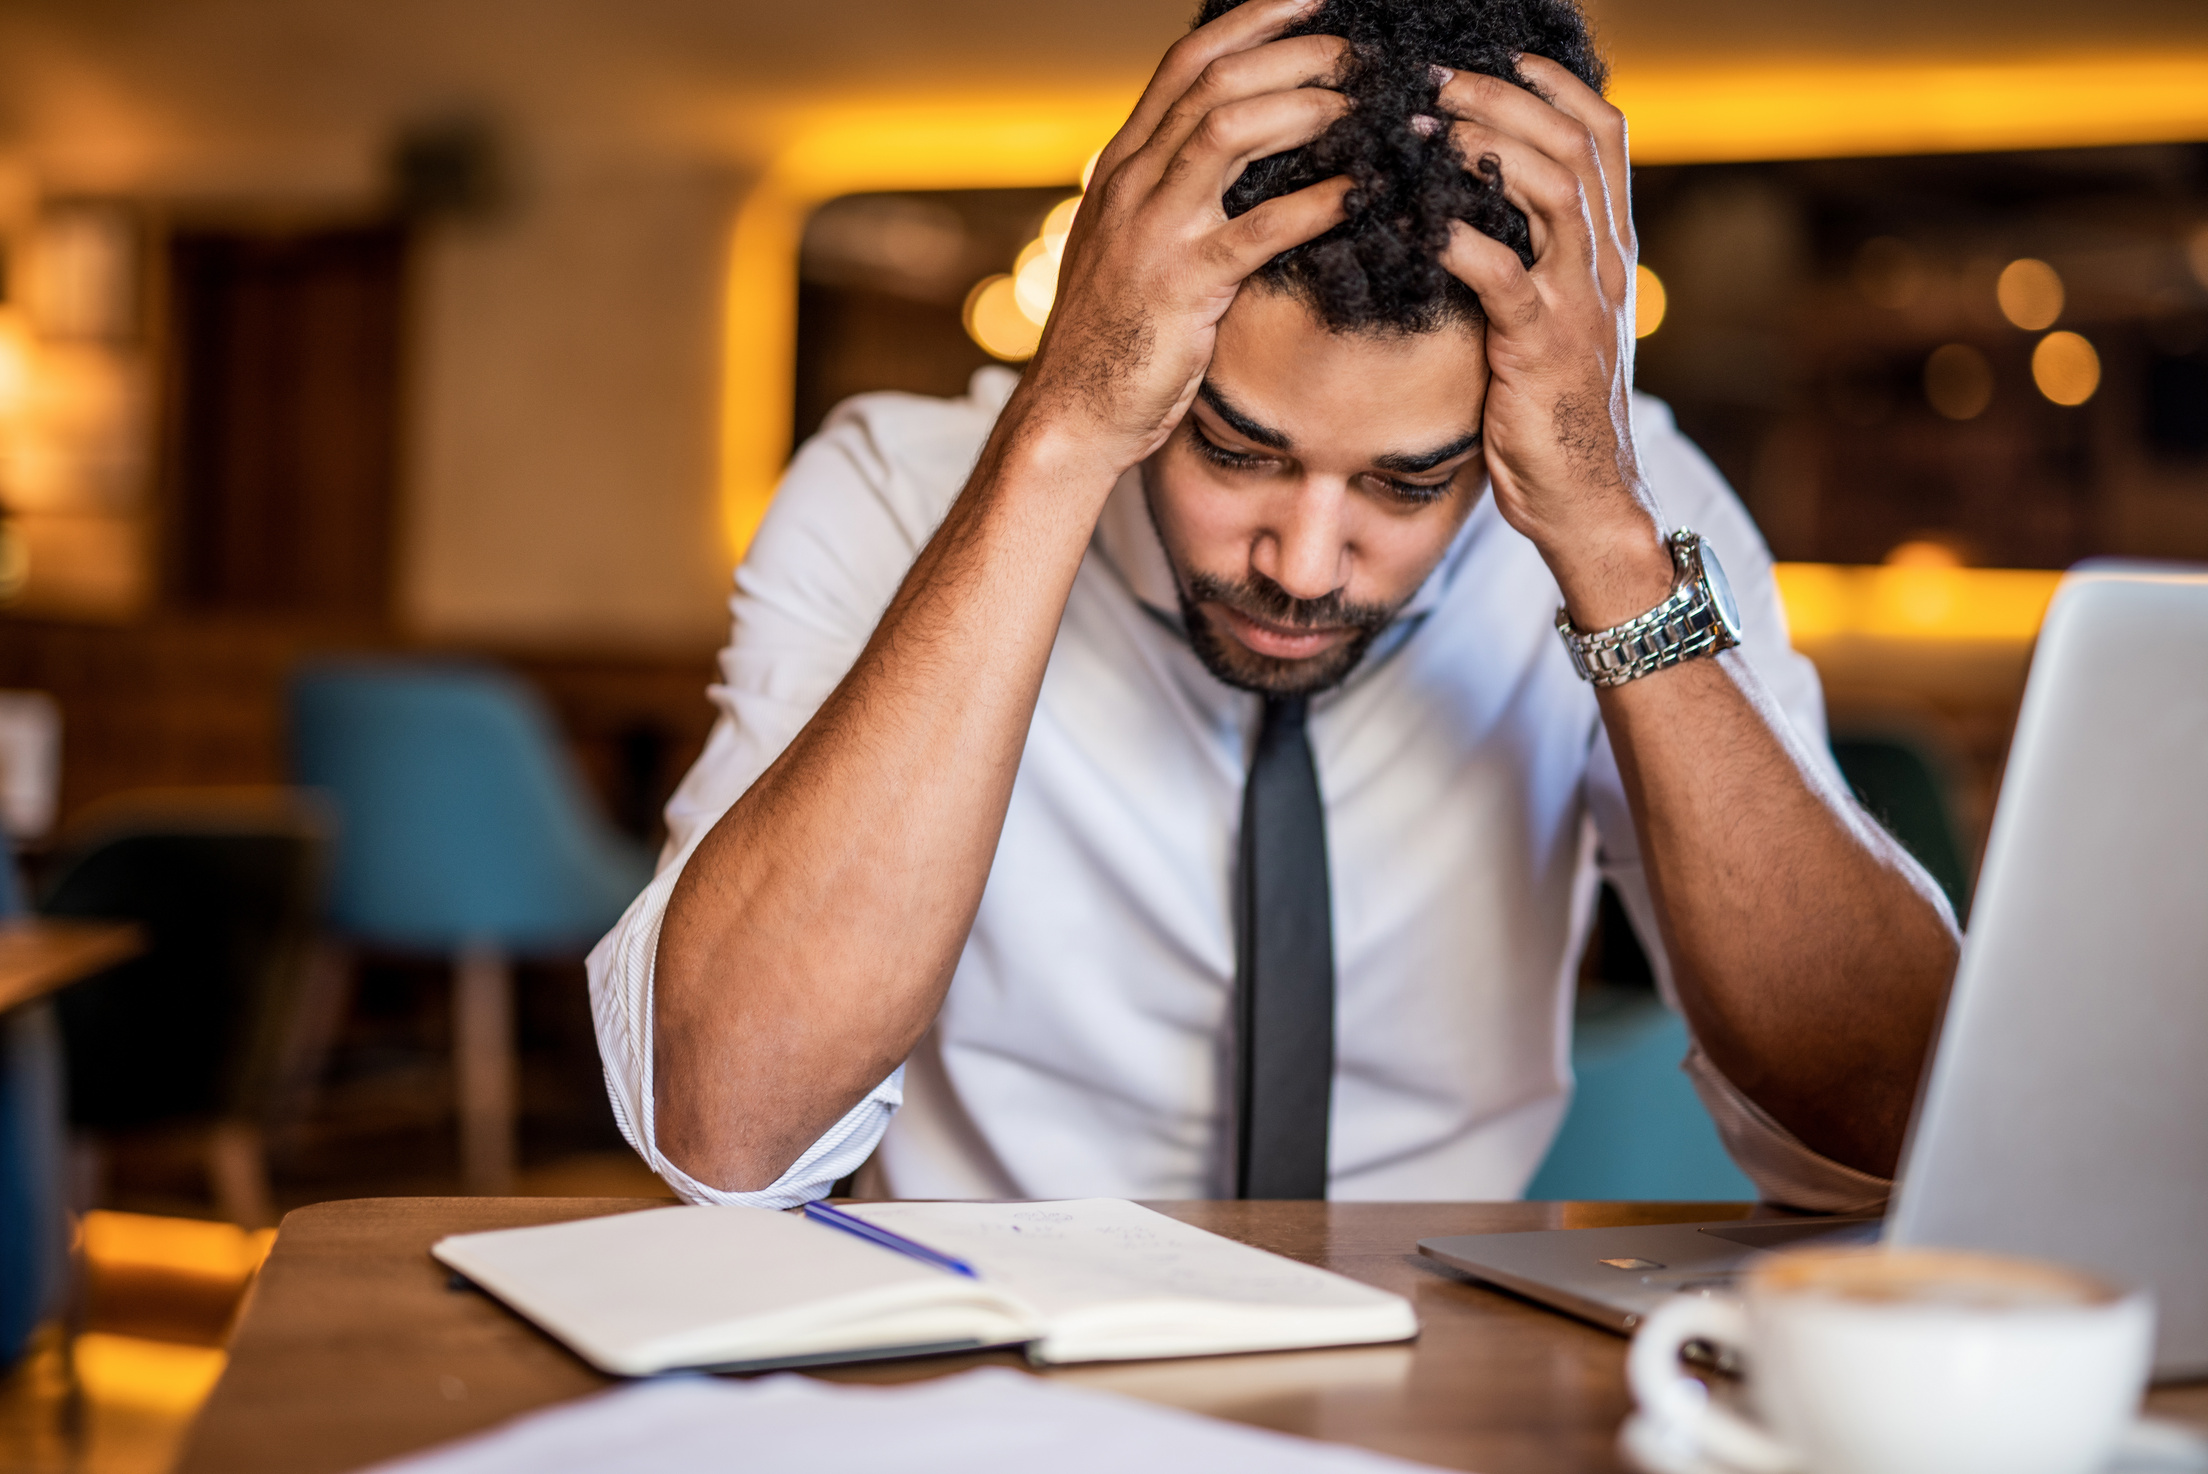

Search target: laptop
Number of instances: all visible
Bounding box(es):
[1419,565,2208,1380]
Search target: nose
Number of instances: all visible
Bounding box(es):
[1252,482,1350,604]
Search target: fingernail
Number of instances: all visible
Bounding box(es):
[1411,114,1441,137]
[1508,50,1524,63]
[1429,64,1454,86]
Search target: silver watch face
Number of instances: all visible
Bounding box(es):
[1701,538,1742,639]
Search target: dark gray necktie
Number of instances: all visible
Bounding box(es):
[1234,694,1336,1199]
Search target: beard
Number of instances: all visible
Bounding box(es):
[1174,566,1400,696]
[1140,455,1408,697]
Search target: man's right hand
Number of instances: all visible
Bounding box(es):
[648,0,1356,1196]
[1007,0,1353,469]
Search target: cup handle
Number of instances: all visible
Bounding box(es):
[1627,1294,1801,1474]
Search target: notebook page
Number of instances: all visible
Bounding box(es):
[845,1199,1392,1313]
[433,1205,1036,1374]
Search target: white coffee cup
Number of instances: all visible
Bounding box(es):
[1624,1245,2156,1474]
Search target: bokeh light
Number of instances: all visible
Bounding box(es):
[1041,195,1081,256]
[2031,330,2100,405]
[1633,264,1667,338]
[1923,343,1994,420]
[0,311,30,414]
[967,191,1084,358]
[1012,237,1058,323]
[1995,258,2064,330]
[964,274,1041,361]
[1884,539,1963,569]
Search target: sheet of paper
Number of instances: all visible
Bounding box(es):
[363,1367,1452,1474]
[846,1198,1402,1318]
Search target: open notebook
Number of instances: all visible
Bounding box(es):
[432,1198,1417,1375]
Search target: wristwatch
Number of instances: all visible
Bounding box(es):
[1555,529,1743,687]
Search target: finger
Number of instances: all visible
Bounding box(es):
[1513,55,1634,257]
[1155,87,1353,209]
[1092,0,1320,196]
[1440,220,1541,333]
[1434,66,1623,277]
[1133,33,1351,181]
[1444,119,1596,274]
[1211,174,1353,275]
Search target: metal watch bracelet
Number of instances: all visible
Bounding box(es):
[1555,529,1742,688]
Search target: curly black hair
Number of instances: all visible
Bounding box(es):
[1193,0,1607,332]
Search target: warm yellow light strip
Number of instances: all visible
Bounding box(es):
[719,96,1132,556]
[1617,51,2208,164]
[718,51,2208,560]
[69,1211,275,1421]
[74,1331,228,1414]
[1776,564,2063,643]
[81,1209,275,1283]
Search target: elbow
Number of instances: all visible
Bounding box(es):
[651,1066,806,1197]
[648,943,793,1194]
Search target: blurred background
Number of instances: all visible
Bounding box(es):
[0,0,2203,1466]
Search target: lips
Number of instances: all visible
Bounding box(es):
[1211,602,1352,661]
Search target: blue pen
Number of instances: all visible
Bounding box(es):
[802,1200,981,1280]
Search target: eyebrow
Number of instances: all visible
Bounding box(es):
[1196,382,1291,450]
[1372,430,1483,475]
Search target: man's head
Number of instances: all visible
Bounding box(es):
[1145,0,1604,696]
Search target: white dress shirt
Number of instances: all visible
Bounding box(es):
[589,367,1890,1214]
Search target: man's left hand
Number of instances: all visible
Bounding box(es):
[1435,56,1671,629]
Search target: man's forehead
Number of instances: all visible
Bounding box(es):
[1206,287,1488,458]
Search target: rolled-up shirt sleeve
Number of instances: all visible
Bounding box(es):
[586,372,1009,1207]
[588,840,902,1207]
[1585,396,1892,1214]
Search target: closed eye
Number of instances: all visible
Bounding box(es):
[1370,429,1481,506]
[1190,415,1462,506]
[1369,471,1458,506]
[1188,420,1271,470]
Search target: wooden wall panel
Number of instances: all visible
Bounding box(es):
[162,227,407,622]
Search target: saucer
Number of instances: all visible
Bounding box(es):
[1617,1411,1761,1474]
[1618,1413,2208,1474]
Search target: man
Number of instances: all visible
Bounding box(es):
[590,0,1959,1210]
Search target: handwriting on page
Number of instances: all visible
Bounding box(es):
[847,1200,1386,1319]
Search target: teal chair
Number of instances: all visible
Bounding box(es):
[1527,982,1757,1202]
[1531,735,1971,1202]
[289,662,651,1193]
[1528,884,1754,1202]
[0,832,68,1365]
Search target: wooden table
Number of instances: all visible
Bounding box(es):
[176,1197,2208,1474]
[0,918,141,1011]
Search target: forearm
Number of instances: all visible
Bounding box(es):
[652,420,1115,1192]
[1595,647,1960,1177]
[1421,44,1959,1177]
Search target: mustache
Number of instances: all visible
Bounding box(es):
[1185,570,1397,636]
